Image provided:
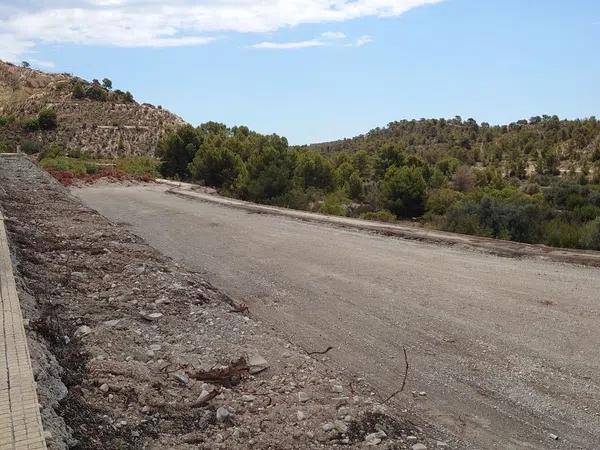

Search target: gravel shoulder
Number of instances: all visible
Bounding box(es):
[0,155,438,449]
[74,182,600,450]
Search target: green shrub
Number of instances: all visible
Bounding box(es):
[383,166,427,218]
[0,142,11,153]
[543,218,582,249]
[360,210,396,223]
[116,156,160,177]
[319,194,347,216]
[21,140,43,155]
[426,188,463,216]
[38,143,65,161]
[23,117,40,132]
[40,156,88,175]
[580,218,600,250]
[87,84,109,101]
[0,115,15,126]
[38,108,57,130]
[84,161,100,175]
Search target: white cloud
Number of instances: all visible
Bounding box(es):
[0,0,442,61]
[253,31,348,50]
[355,35,375,47]
[253,39,326,50]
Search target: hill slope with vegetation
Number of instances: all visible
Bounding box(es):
[157,117,600,251]
[0,60,184,157]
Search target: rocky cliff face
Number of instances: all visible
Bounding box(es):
[0,61,185,158]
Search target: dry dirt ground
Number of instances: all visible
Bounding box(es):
[0,155,440,449]
[73,182,600,450]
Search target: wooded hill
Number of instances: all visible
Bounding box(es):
[303,116,600,177]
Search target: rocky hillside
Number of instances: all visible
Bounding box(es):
[0,61,185,158]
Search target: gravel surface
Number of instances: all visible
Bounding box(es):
[0,155,439,449]
[75,182,600,450]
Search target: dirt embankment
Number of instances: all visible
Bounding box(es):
[0,155,444,449]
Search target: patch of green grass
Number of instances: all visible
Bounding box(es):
[115,156,160,177]
[40,156,98,176]
[360,209,396,223]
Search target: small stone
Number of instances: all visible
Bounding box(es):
[333,420,348,433]
[150,344,162,351]
[241,395,256,402]
[103,319,120,327]
[141,312,163,321]
[248,353,270,374]
[70,272,86,281]
[197,390,213,403]
[99,384,109,393]
[549,433,559,441]
[407,436,418,442]
[322,422,334,432]
[298,392,310,403]
[335,396,349,407]
[365,431,386,445]
[171,371,190,386]
[141,406,151,413]
[297,411,306,421]
[216,406,232,422]
[332,384,344,393]
[436,442,448,448]
[412,444,427,450]
[418,391,427,397]
[73,325,92,338]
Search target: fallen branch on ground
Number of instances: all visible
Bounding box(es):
[307,346,333,356]
[382,346,409,404]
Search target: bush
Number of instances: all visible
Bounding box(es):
[116,156,160,177]
[543,218,582,249]
[0,115,15,126]
[319,192,348,216]
[23,117,40,132]
[426,188,463,216]
[360,210,396,223]
[188,144,246,190]
[21,140,43,155]
[580,218,600,250]
[72,82,86,99]
[86,84,108,101]
[38,108,57,130]
[38,143,65,161]
[0,142,11,153]
[383,166,427,218]
[40,156,89,176]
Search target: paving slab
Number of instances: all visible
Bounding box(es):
[0,211,46,450]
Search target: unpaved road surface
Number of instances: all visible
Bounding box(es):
[76,184,600,450]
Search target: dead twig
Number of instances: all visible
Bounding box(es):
[307,346,333,356]
[382,346,409,404]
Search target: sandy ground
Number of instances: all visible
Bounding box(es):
[74,183,600,450]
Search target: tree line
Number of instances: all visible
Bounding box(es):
[157,118,600,250]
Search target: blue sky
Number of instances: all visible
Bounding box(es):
[1,0,599,144]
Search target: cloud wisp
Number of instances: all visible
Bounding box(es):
[252,31,347,50]
[0,0,442,61]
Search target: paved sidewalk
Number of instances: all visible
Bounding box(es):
[0,211,46,450]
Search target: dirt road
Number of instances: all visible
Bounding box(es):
[75,184,600,450]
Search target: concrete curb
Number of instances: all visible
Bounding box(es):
[161,183,600,268]
[0,210,48,449]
